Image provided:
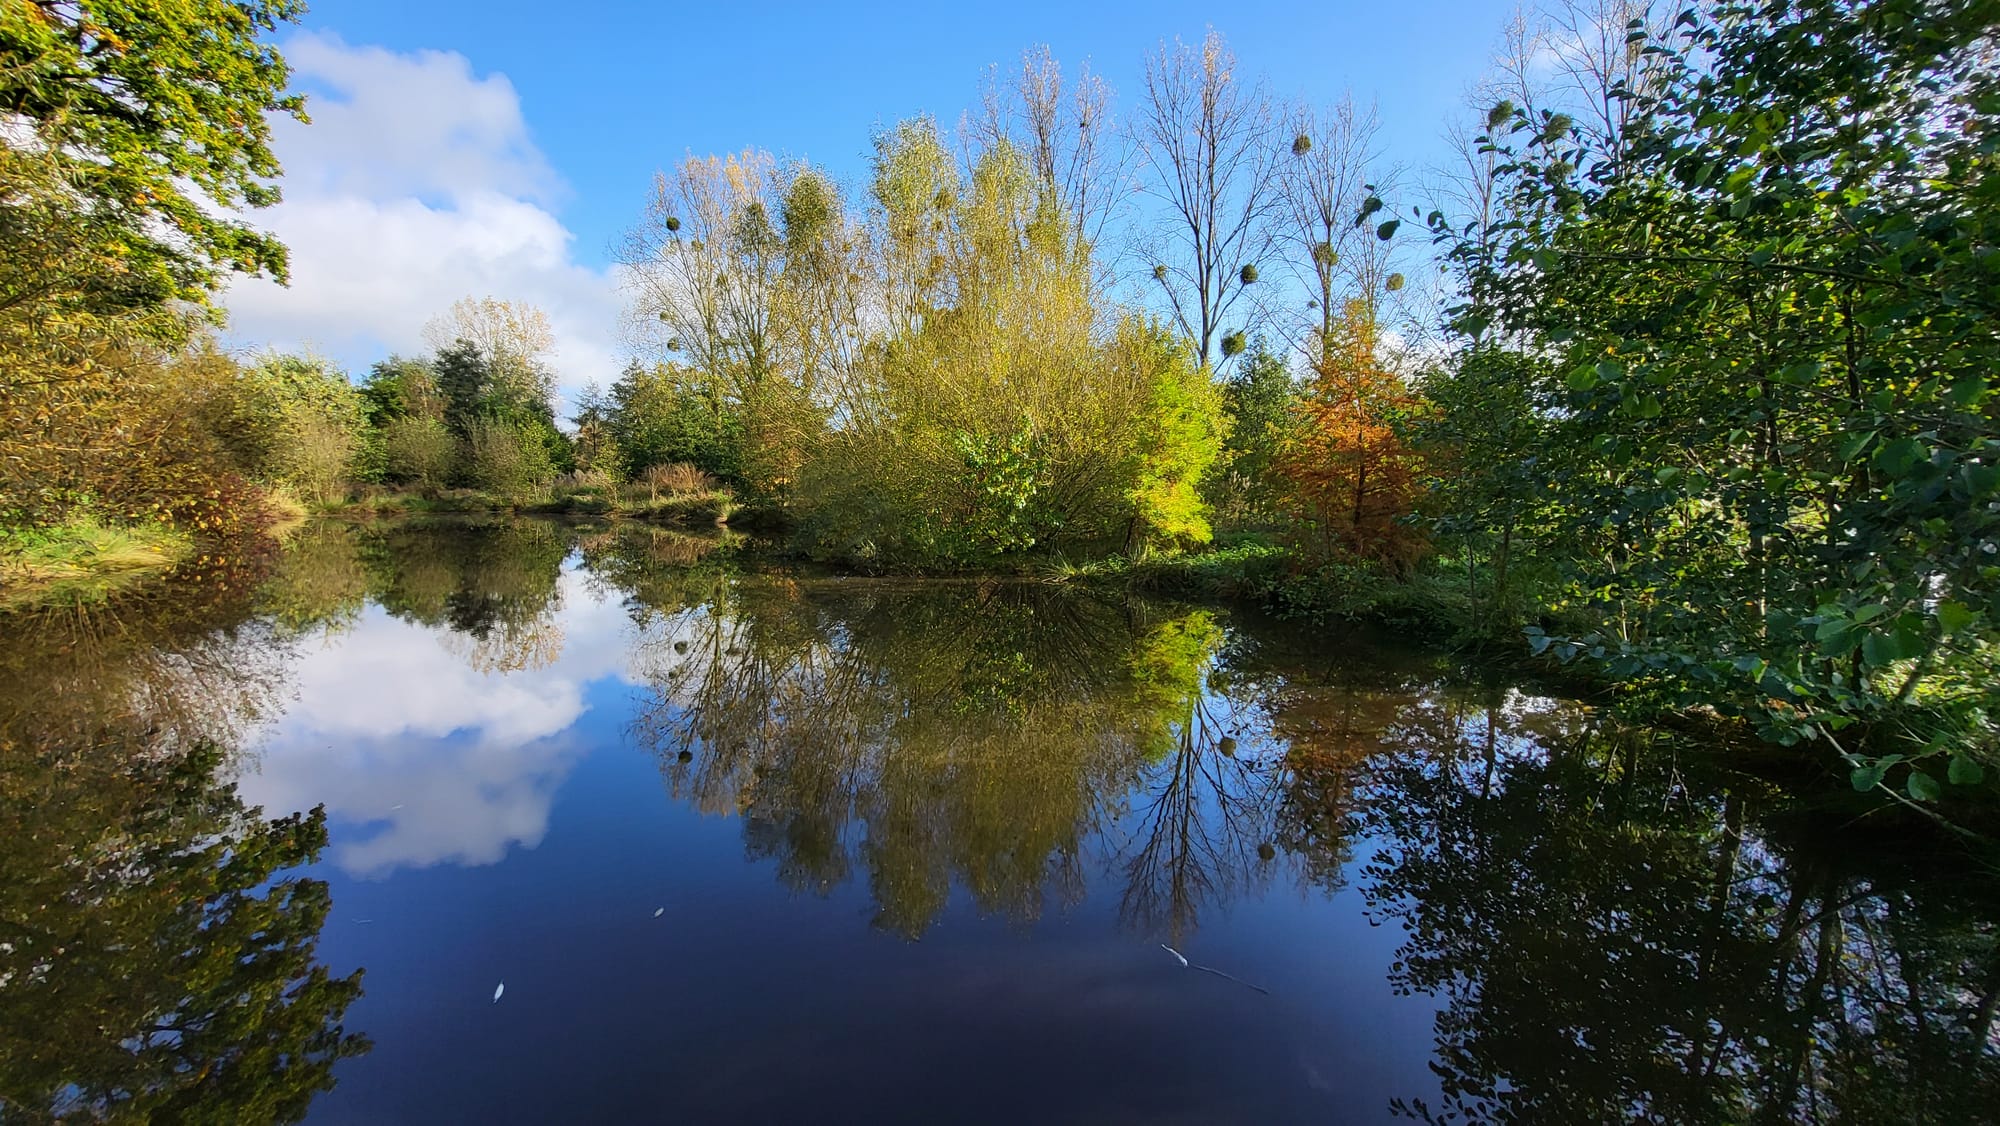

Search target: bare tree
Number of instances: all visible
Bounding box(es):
[1541,0,1674,171]
[1135,29,1280,367]
[621,150,782,397]
[1276,95,1393,353]
[422,296,555,368]
[968,45,1128,252]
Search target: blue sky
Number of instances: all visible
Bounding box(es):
[223,0,1520,402]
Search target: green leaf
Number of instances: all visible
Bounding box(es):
[1907,770,1942,801]
[1874,437,1925,477]
[1861,620,1922,666]
[1850,764,1884,792]
[1948,755,1986,786]
[1836,431,1875,464]
[1937,600,1975,635]
[1376,219,1401,241]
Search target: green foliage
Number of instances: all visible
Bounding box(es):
[0,733,367,1121]
[1120,319,1226,551]
[380,415,458,490]
[949,423,1053,555]
[607,361,746,483]
[1210,341,1295,525]
[358,356,444,428]
[241,355,368,506]
[465,418,556,503]
[1428,0,2000,780]
[0,0,308,299]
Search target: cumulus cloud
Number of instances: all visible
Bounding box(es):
[222,32,628,410]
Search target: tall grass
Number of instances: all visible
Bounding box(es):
[0,514,192,608]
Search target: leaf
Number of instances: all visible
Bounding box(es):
[1850,764,1884,792]
[1937,600,1975,635]
[1377,219,1401,241]
[1862,621,1922,666]
[1948,755,1986,786]
[1906,770,1942,801]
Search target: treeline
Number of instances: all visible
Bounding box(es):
[600,40,1410,567]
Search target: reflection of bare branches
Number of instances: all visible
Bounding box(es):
[1114,690,1287,944]
[438,613,566,675]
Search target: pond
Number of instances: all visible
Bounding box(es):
[1,518,1995,1123]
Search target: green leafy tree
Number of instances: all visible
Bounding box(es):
[1439,0,2000,784]
[1118,318,1228,552]
[0,0,309,299]
[607,361,745,483]
[1211,339,1295,525]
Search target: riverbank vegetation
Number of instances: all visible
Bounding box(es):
[2,0,1994,802]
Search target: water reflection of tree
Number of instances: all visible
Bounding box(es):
[0,735,367,1122]
[1343,712,2000,1124]
[1112,613,1293,943]
[629,580,1229,937]
[0,578,367,1121]
[361,518,571,673]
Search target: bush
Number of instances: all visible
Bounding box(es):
[381,416,458,489]
[466,418,555,502]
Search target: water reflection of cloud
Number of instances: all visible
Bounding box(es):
[237,569,639,877]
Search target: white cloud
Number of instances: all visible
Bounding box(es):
[222,32,627,410]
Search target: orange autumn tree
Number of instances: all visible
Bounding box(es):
[1275,296,1427,571]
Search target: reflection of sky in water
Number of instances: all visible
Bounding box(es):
[221,557,1446,1123]
[239,566,638,877]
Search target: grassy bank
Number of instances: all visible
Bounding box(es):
[0,515,193,609]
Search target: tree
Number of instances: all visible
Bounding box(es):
[1118,318,1228,552]
[1277,96,1390,349]
[466,418,555,502]
[380,415,457,490]
[969,45,1126,252]
[568,381,622,479]
[1276,296,1425,570]
[1449,0,2000,784]
[358,356,445,428]
[607,361,745,483]
[242,355,366,506]
[1136,29,1279,367]
[423,298,556,425]
[1211,340,1296,526]
[0,0,308,299]
[1411,347,1554,624]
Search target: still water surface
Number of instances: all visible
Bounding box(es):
[1,519,1995,1123]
